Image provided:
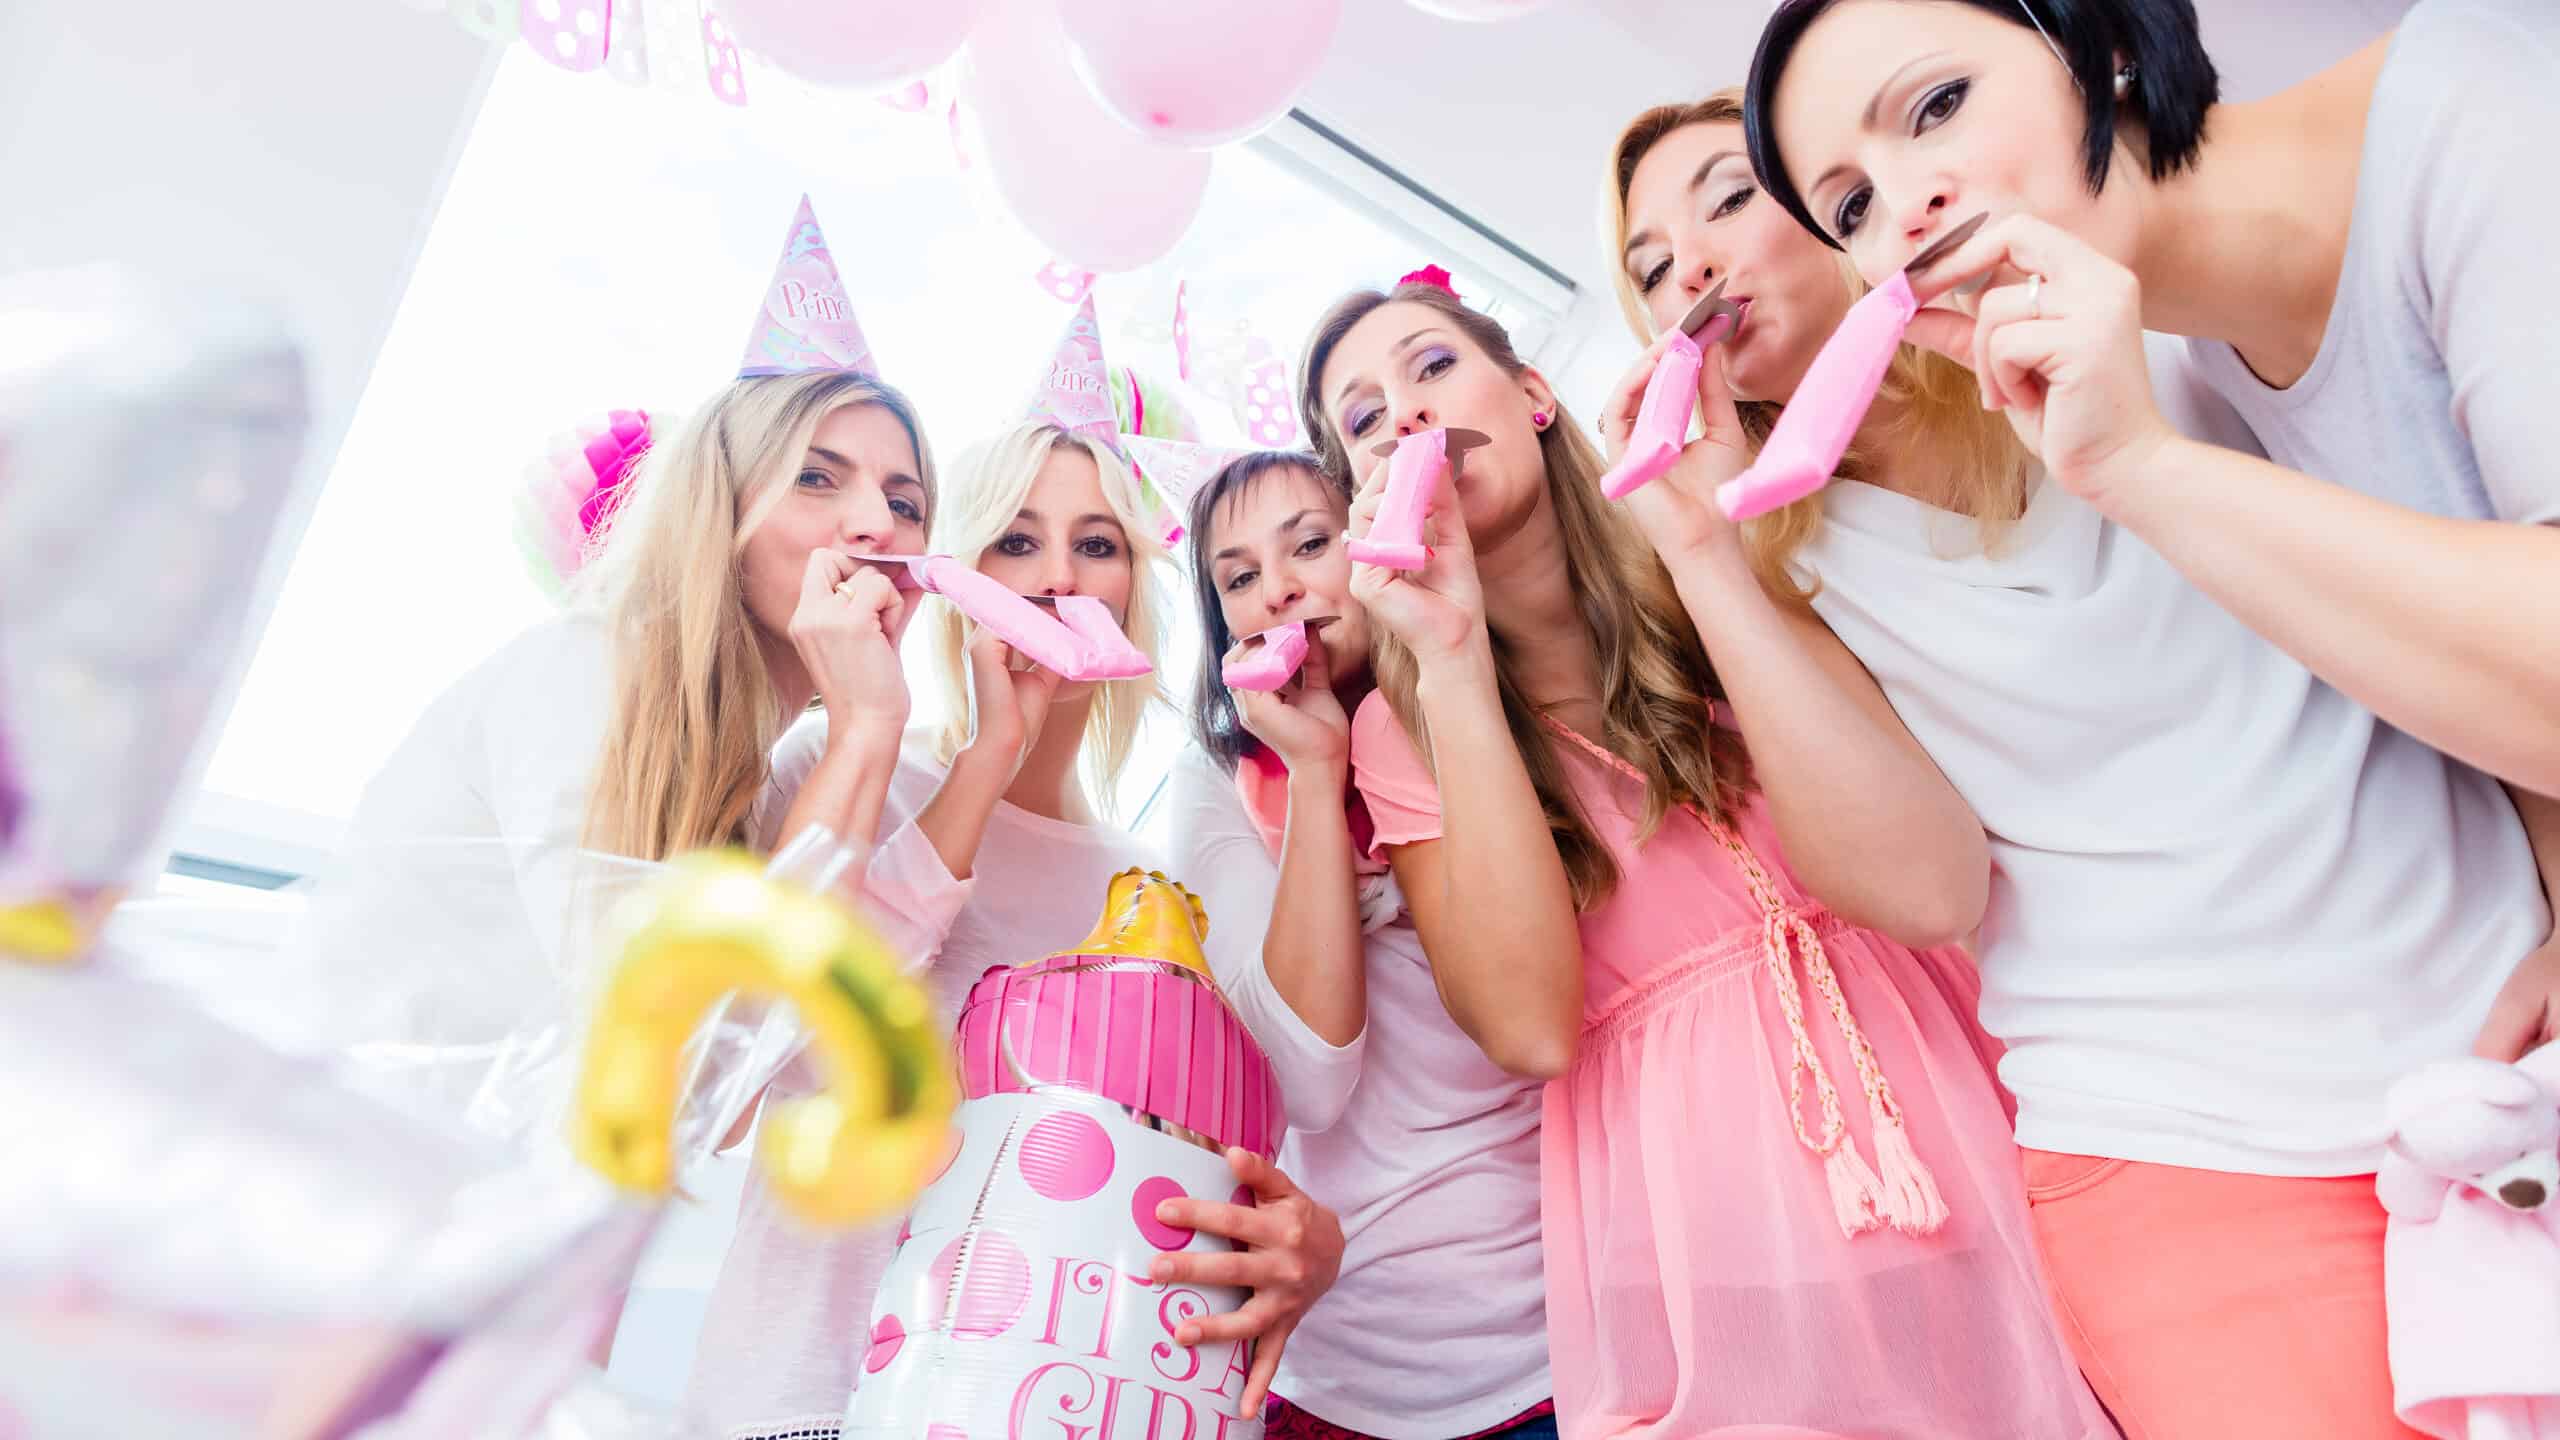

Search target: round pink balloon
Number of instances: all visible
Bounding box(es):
[1018,1111,1116,1201]
[1406,0,1554,18]
[957,0,1212,273]
[1058,0,1342,150]
[927,1230,1033,1338]
[722,0,991,91]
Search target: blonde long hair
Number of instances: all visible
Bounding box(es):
[1605,90,2028,598]
[1299,283,1751,908]
[926,420,1166,820]
[577,370,936,860]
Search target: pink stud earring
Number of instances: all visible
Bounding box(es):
[1532,409,1551,428]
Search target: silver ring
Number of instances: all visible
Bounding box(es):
[2025,273,2045,320]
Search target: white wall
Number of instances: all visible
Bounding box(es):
[0,0,501,874]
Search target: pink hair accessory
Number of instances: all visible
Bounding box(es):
[516,408,652,594]
[854,554,1151,682]
[1398,264,1455,293]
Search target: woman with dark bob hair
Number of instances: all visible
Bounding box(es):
[1742,1,2560,1435]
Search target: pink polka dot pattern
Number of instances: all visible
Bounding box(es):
[1036,261,1097,306]
[864,1313,906,1373]
[701,11,746,105]
[928,1230,1032,1338]
[1133,1175,1194,1251]
[519,0,608,71]
[1018,1111,1116,1201]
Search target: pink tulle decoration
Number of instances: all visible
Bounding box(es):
[517,408,651,594]
[1398,264,1455,293]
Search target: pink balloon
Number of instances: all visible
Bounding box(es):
[1406,0,1554,18]
[1057,0,1342,150]
[957,0,1211,273]
[722,0,990,91]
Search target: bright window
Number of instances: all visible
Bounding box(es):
[192,47,1564,867]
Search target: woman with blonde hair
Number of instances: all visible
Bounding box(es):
[283,361,950,1145]
[684,416,1347,1439]
[1311,271,2105,1437]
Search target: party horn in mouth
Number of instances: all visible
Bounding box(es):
[1599,278,1745,501]
[1220,616,1339,692]
[1346,427,1489,570]
[1716,212,1986,521]
[853,554,1152,682]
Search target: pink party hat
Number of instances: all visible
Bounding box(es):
[738,195,878,379]
[1123,435,1249,548]
[1024,292,1116,442]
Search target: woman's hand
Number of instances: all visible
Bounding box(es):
[955,622,1061,781]
[791,551,909,736]
[1228,631,1351,774]
[1345,459,1489,673]
[1902,213,2180,512]
[1602,330,1755,568]
[1147,1147,1347,1419]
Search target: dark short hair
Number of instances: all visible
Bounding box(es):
[1182,449,1339,771]
[1744,0,2220,246]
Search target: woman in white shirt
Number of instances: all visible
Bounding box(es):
[685,419,1345,1440]
[1746,0,2560,796]
[1167,451,1554,1440]
[1607,82,2556,1439]
[286,366,948,1143]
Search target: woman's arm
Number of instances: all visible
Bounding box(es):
[1603,333,1991,945]
[916,627,1063,879]
[1165,746,1366,1133]
[1349,498,1581,1080]
[1909,209,2560,796]
[2475,784,2560,1061]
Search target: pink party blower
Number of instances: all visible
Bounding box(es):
[856,554,1152,683]
[1345,427,1488,570]
[1599,280,1743,501]
[1716,213,1987,521]
[1220,618,1340,693]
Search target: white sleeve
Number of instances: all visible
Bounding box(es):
[766,716,975,970]
[2409,1,2560,526]
[475,624,620,996]
[1164,745,1364,1134]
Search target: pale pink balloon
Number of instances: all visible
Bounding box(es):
[1406,0,1555,18]
[1057,0,1342,150]
[956,0,1211,273]
[721,0,990,91]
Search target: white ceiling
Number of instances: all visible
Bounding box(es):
[1297,0,2415,300]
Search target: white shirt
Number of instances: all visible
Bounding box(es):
[681,735,1154,1440]
[2187,0,2560,529]
[279,617,685,1142]
[1792,340,2548,1177]
[1166,744,1550,1439]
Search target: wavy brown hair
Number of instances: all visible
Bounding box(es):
[1299,281,1751,907]
[1606,89,2029,598]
